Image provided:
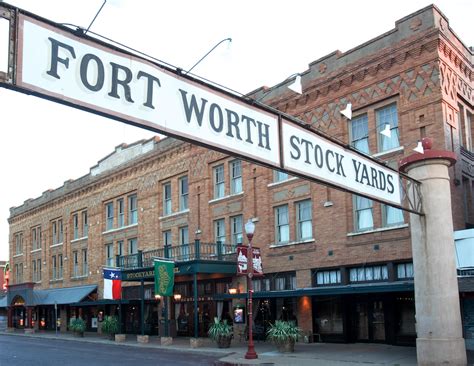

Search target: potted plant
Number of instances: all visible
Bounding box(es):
[101,315,120,340]
[208,317,233,348]
[266,320,302,353]
[69,317,86,337]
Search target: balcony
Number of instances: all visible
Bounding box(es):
[117,241,238,270]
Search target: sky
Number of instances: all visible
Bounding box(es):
[0,0,472,261]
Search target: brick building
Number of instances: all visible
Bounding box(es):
[4,5,473,345]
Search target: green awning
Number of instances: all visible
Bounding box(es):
[33,285,97,305]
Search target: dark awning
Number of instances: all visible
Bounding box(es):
[33,285,97,305]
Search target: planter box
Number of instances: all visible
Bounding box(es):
[161,336,173,346]
[115,334,126,342]
[137,335,149,344]
[190,338,204,348]
[24,328,35,334]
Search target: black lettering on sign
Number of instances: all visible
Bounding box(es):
[80,54,104,92]
[47,37,76,79]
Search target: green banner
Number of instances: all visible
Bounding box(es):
[154,259,175,296]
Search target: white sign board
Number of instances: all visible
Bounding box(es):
[6,12,403,207]
[282,120,401,205]
[17,16,280,167]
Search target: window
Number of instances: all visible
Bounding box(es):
[128,238,138,254]
[163,183,172,215]
[383,204,404,227]
[275,205,289,244]
[117,240,124,257]
[296,200,312,240]
[316,270,341,285]
[118,198,125,227]
[397,263,414,279]
[376,103,399,152]
[37,259,42,281]
[105,243,114,267]
[231,215,243,245]
[350,114,369,154]
[32,226,41,251]
[58,254,63,279]
[273,272,296,291]
[15,232,23,255]
[230,160,242,194]
[82,249,88,276]
[128,194,138,225]
[73,214,79,239]
[179,176,189,211]
[73,251,79,277]
[15,263,23,284]
[82,211,88,237]
[214,219,226,243]
[163,230,172,257]
[354,195,373,231]
[106,202,114,231]
[214,164,225,198]
[52,255,57,280]
[274,170,289,183]
[58,219,63,243]
[32,260,38,282]
[51,218,63,245]
[179,226,189,260]
[349,265,388,282]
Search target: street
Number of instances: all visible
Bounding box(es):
[0,335,222,366]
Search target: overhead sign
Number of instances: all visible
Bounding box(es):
[0,5,404,207]
[16,15,280,167]
[282,121,401,205]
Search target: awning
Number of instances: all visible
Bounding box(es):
[33,285,97,305]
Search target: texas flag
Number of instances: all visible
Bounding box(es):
[103,268,122,300]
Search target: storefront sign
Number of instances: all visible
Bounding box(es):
[237,246,263,277]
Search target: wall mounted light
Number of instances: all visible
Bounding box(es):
[173,293,182,301]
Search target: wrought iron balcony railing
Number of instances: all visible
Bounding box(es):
[116,240,238,269]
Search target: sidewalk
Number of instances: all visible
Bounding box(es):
[2,329,420,365]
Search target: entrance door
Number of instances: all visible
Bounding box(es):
[353,299,386,342]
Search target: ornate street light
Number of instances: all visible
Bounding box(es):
[244,219,258,359]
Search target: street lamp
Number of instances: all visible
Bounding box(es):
[155,294,161,336]
[244,219,258,360]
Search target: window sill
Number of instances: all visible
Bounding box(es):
[270,238,315,248]
[50,242,64,248]
[372,145,404,158]
[347,223,408,237]
[71,236,88,243]
[102,223,138,235]
[71,275,88,280]
[49,278,64,283]
[267,177,298,188]
[159,209,190,220]
[209,191,244,204]
[13,253,24,258]
[30,248,42,253]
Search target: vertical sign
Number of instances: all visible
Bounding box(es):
[237,246,263,276]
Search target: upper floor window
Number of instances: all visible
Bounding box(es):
[275,205,289,244]
[73,251,79,277]
[117,240,124,257]
[31,226,41,251]
[230,160,242,194]
[458,103,473,151]
[214,164,225,199]
[52,255,57,280]
[128,238,138,254]
[128,194,138,225]
[383,204,404,227]
[51,218,63,245]
[349,265,388,282]
[274,170,289,183]
[180,226,189,260]
[82,211,88,237]
[397,262,414,279]
[354,195,373,232]
[163,183,172,215]
[73,214,79,240]
[179,176,189,211]
[15,263,23,284]
[214,219,226,243]
[376,103,399,152]
[231,215,243,245]
[118,198,125,227]
[163,231,172,257]
[14,232,23,255]
[274,272,297,291]
[58,254,63,279]
[296,200,312,240]
[106,202,114,231]
[350,114,369,154]
[82,249,88,276]
[316,269,341,285]
[105,243,114,267]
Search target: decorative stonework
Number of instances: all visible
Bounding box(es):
[409,17,422,31]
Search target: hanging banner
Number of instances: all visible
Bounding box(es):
[236,246,263,277]
[154,258,175,296]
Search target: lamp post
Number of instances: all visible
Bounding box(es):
[244,219,258,360]
[154,294,161,336]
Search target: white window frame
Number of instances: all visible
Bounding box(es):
[354,195,374,232]
[163,183,172,215]
[214,164,225,199]
[376,103,399,153]
[128,194,138,225]
[275,205,290,244]
[296,200,312,240]
[117,198,125,227]
[230,215,243,245]
[179,176,189,211]
[106,202,114,231]
[350,114,369,154]
[230,160,242,194]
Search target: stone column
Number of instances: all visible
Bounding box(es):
[400,138,466,365]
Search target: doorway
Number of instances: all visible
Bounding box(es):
[353,299,386,342]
